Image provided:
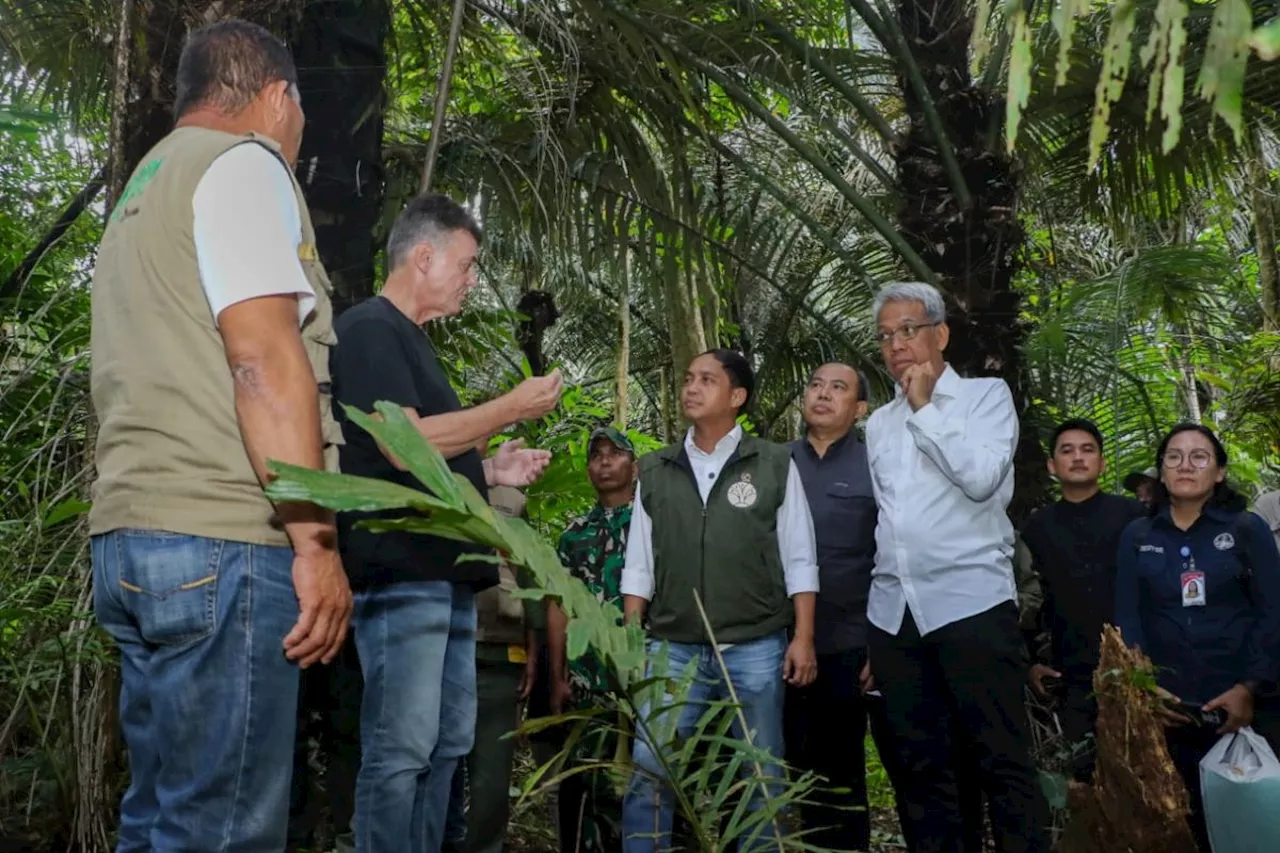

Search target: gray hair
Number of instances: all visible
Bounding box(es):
[386,194,483,270]
[871,281,946,325]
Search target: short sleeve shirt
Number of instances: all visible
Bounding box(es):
[331,296,492,588]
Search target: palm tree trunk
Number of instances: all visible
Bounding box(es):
[290,0,389,315]
[616,252,632,427]
[891,0,1044,518]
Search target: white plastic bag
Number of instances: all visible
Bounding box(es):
[1200,727,1280,852]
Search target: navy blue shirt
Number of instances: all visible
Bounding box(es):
[1115,504,1280,704]
[789,432,878,655]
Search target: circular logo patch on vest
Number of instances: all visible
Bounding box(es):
[727,473,758,509]
[1214,532,1235,551]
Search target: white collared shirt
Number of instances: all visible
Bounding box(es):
[865,364,1019,636]
[620,424,819,600]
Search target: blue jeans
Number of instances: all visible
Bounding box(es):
[622,631,787,853]
[93,530,301,853]
[352,580,477,853]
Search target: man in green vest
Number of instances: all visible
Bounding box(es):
[619,349,819,853]
[89,19,351,852]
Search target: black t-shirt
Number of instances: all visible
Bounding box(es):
[330,296,494,589]
[1020,491,1146,681]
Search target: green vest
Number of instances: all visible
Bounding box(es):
[639,434,793,644]
[90,127,342,546]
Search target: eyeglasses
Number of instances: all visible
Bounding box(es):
[1162,449,1214,469]
[875,322,939,346]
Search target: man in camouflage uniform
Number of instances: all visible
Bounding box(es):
[545,426,637,853]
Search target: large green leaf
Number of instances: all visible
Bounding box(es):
[264,462,453,514]
[343,402,466,509]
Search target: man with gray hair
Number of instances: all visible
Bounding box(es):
[863,282,1049,852]
[330,193,563,853]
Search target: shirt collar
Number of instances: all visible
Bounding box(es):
[1153,501,1236,529]
[684,424,743,459]
[587,500,632,524]
[892,362,959,401]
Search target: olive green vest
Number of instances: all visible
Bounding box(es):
[89,127,343,547]
[638,434,793,644]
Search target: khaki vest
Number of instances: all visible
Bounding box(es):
[89,126,343,547]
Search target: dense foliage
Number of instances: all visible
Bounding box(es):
[3,0,1280,849]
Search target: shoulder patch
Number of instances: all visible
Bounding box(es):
[110,157,165,224]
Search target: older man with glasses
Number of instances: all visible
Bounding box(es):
[862,282,1050,853]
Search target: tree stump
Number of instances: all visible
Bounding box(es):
[1058,626,1198,852]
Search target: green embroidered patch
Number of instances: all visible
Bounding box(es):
[110,157,164,223]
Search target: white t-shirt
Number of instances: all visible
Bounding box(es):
[191,143,316,327]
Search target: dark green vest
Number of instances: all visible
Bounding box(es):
[638,433,793,644]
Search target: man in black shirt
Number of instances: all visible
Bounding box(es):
[330,194,562,853]
[1020,418,1145,780]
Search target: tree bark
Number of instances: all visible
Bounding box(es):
[616,251,633,427]
[289,0,389,315]
[890,0,1043,520]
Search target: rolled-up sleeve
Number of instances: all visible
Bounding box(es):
[778,460,819,596]
[620,482,655,599]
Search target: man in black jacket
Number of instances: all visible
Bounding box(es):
[1020,418,1145,780]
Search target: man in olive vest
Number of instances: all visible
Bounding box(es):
[619,349,819,853]
[89,19,352,852]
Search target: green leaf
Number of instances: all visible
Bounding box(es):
[566,619,591,661]
[264,462,451,513]
[1052,0,1091,88]
[1005,7,1032,154]
[1196,0,1251,142]
[41,498,90,529]
[1137,0,1188,154]
[344,402,465,509]
[1250,17,1280,61]
[1089,0,1139,169]
[355,515,508,552]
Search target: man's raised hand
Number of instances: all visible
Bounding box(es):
[512,368,564,421]
[486,438,552,487]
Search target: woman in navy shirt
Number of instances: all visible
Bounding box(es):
[1115,423,1280,851]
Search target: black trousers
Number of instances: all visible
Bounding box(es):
[869,602,1050,853]
[785,648,893,851]
[1055,677,1097,782]
[786,648,988,852]
[286,638,363,851]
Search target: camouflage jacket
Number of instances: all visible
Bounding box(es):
[556,501,631,695]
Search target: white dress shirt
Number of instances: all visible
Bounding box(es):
[865,364,1019,637]
[620,425,819,601]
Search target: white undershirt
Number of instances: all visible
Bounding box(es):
[191,143,315,327]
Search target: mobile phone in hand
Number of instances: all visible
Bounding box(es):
[1174,700,1227,729]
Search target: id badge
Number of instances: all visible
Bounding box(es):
[1181,571,1206,607]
